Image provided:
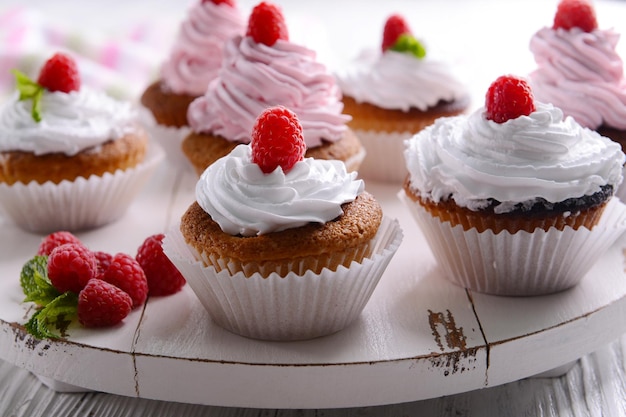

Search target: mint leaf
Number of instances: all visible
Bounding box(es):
[20,255,60,306]
[11,69,44,122]
[391,34,426,59]
[25,292,78,339]
[20,256,60,306]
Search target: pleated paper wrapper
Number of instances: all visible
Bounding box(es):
[163,216,403,341]
[615,166,626,202]
[353,129,412,183]
[139,106,192,171]
[0,143,164,234]
[400,192,626,296]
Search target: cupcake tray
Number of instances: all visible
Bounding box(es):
[1,163,626,409]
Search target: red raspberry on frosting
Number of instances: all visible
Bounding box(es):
[553,0,597,33]
[485,75,536,124]
[78,279,133,327]
[136,234,186,296]
[102,253,148,308]
[37,231,83,256]
[47,243,98,294]
[382,14,412,52]
[246,2,288,46]
[37,52,81,93]
[251,106,306,174]
[203,0,236,5]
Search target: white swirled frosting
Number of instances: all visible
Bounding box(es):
[0,89,137,156]
[187,36,349,148]
[196,144,364,236]
[529,27,626,129]
[404,102,624,213]
[336,49,468,112]
[160,1,245,96]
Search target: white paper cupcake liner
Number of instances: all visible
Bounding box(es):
[139,106,192,171]
[354,129,413,183]
[342,145,367,174]
[163,216,403,341]
[615,166,626,202]
[400,193,626,296]
[0,143,164,234]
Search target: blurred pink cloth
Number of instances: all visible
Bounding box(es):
[0,6,166,100]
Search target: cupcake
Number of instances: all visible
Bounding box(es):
[401,75,626,296]
[139,0,245,168]
[336,14,469,183]
[165,106,402,340]
[529,0,626,150]
[182,1,364,176]
[0,52,163,233]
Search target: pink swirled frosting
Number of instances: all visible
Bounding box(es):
[529,27,626,130]
[187,36,349,148]
[160,1,245,96]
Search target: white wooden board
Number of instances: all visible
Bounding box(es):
[1,163,626,409]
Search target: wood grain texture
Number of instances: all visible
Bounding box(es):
[1,334,625,416]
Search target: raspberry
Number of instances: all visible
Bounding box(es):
[47,243,97,294]
[102,253,148,308]
[37,231,83,256]
[251,106,306,174]
[136,234,186,296]
[37,52,81,93]
[203,0,235,5]
[485,75,536,124]
[93,251,113,281]
[78,279,133,327]
[553,0,597,32]
[246,2,288,46]
[382,14,412,52]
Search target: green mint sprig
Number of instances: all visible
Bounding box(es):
[11,69,44,123]
[20,256,78,339]
[391,34,427,59]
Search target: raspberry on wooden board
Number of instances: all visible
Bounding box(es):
[47,243,98,294]
[78,279,133,327]
[136,234,186,296]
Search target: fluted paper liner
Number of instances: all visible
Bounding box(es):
[139,106,191,170]
[354,129,412,183]
[615,166,626,202]
[0,143,164,234]
[163,217,403,341]
[400,193,626,296]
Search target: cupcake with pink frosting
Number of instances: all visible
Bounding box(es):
[336,14,469,183]
[140,0,245,167]
[182,1,364,176]
[529,0,626,152]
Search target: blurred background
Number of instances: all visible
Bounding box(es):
[2,0,626,109]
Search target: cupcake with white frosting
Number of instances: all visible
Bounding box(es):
[0,52,163,233]
[165,106,402,340]
[182,1,364,176]
[401,75,626,296]
[139,0,245,168]
[336,13,469,183]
